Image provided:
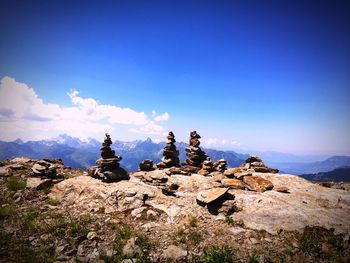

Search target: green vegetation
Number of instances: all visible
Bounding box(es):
[46,198,61,206]
[225,216,233,225]
[0,205,15,220]
[298,226,345,260]
[101,223,155,262]
[0,231,11,247]
[172,227,186,244]
[249,253,261,263]
[6,177,26,191]
[188,230,203,245]
[202,246,235,263]
[188,213,198,227]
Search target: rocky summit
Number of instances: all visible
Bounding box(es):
[1,154,349,263]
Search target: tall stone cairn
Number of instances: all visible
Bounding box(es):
[183,131,207,170]
[88,133,129,182]
[157,131,180,169]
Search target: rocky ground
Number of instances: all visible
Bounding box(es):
[0,157,350,263]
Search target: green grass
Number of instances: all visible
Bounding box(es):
[203,246,235,263]
[46,198,61,206]
[69,223,90,237]
[48,218,68,237]
[188,213,198,227]
[225,216,233,225]
[249,253,261,263]
[0,231,11,246]
[298,226,346,260]
[0,205,15,220]
[6,177,26,191]
[188,230,202,245]
[172,227,186,244]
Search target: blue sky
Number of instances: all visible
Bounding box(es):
[0,0,349,155]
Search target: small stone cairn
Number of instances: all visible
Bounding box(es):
[88,133,129,183]
[213,159,228,172]
[157,131,180,169]
[138,159,155,171]
[182,131,207,173]
[242,156,279,173]
[198,157,214,176]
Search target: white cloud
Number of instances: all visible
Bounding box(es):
[203,137,241,148]
[152,111,169,122]
[0,76,169,141]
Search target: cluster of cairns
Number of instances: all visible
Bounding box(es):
[88,133,129,183]
[88,131,279,184]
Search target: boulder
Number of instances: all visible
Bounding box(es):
[243,176,274,192]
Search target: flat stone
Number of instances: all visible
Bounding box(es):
[221,178,245,189]
[243,176,274,192]
[224,168,242,178]
[26,177,53,190]
[32,163,46,172]
[204,187,229,203]
[234,172,252,179]
[273,185,290,193]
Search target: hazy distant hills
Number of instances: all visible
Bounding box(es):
[0,134,349,181]
[267,156,350,175]
[301,166,350,182]
[0,134,248,171]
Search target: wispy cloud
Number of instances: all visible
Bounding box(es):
[0,76,170,140]
[202,137,241,148]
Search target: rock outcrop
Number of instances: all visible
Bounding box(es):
[88,133,129,183]
[182,131,207,172]
[50,172,350,235]
[157,131,180,169]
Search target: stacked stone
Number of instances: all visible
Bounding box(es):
[198,157,214,176]
[88,133,129,183]
[138,159,155,171]
[32,160,57,178]
[213,159,228,172]
[242,156,279,173]
[183,131,207,172]
[157,131,180,169]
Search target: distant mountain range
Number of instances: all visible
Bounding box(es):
[0,134,248,171]
[301,167,350,182]
[0,134,349,182]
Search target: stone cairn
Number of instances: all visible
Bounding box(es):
[182,131,207,173]
[138,159,155,171]
[242,156,279,173]
[198,157,214,176]
[157,131,180,169]
[213,159,228,172]
[88,133,129,183]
